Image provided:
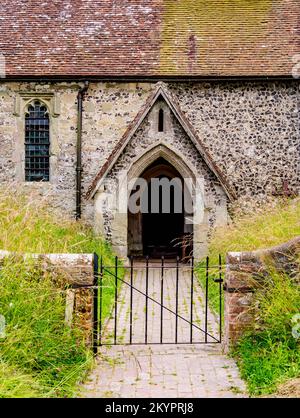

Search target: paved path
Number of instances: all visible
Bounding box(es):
[81,263,247,398]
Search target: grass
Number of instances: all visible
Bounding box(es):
[196,258,223,319]
[0,260,91,398]
[197,198,300,314]
[0,187,120,397]
[0,187,112,260]
[197,197,300,396]
[209,197,300,257]
[234,271,300,396]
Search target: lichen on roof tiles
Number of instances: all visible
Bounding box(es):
[0,0,299,77]
[160,0,274,75]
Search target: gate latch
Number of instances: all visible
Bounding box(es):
[213,278,223,283]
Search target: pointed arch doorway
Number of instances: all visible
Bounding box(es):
[128,157,193,259]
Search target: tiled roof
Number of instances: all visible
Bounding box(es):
[0,0,299,78]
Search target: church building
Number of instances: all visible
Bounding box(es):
[0,1,299,258]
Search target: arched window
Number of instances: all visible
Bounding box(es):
[158,108,164,132]
[25,101,50,181]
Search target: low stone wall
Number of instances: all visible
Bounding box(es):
[0,250,96,346]
[223,236,300,353]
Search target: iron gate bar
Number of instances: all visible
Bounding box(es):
[99,256,103,346]
[129,257,134,344]
[219,254,222,343]
[190,256,194,343]
[160,256,164,344]
[99,264,224,269]
[205,256,209,343]
[99,342,221,346]
[93,253,99,355]
[114,257,118,344]
[145,256,149,344]
[100,266,219,343]
[175,256,179,344]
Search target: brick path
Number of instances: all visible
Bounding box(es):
[81,262,247,398]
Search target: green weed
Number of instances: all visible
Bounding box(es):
[197,197,300,395]
[0,187,118,397]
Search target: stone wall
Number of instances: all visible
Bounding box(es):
[0,82,79,217]
[0,250,96,346]
[0,79,299,240]
[170,81,300,204]
[82,80,300,218]
[97,97,228,257]
[223,236,300,353]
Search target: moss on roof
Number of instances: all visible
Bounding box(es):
[0,0,298,77]
[160,0,274,74]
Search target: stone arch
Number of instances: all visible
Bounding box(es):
[127,147,196,258]
[127,142,198,187]
[100,141,209,259]
[24,98,50,116]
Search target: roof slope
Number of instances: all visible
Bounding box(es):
[0,0,299,78]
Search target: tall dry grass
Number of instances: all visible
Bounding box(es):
[0,187,116,397]
[198,197,300,396]
[210,197,300,257]
[0,186,111,259]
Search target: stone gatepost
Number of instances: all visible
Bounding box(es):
[223,237,300,353]
[223,253,255,353]
[39,253,97,347]
[0,251,97,347]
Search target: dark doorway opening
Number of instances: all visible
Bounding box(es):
[142,160,183,258]
[128,158,193,259]
[142,211,183,258]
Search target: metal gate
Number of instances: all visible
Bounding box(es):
[93,255,223,351]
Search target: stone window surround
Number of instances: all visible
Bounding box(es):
[158,107,165,132]
[150,100,172,138]
[13,92,60,183]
